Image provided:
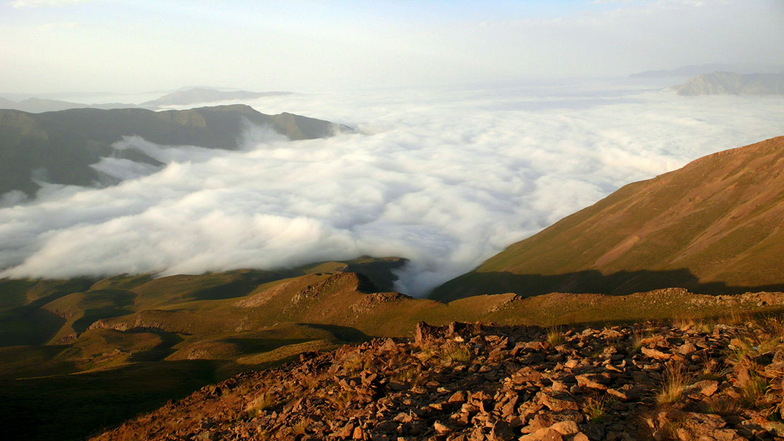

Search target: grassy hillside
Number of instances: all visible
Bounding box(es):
[2,257,784,440]
[431,136,784,301]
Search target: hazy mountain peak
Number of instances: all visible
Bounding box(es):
[142,88,291,107]
[673,72,784,95]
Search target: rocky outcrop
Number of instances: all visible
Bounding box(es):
[93,320,784,440]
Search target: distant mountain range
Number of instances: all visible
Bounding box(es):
[431,136,784,301]
[0,96,135,113]
[142,88,290,107]
[673,72,784,96]
[631,63,784,78]
[0,104,346,196]
[0,88,291,113]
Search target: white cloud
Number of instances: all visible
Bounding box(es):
[1,83,783,296]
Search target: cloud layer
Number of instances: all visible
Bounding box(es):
[1,83,783,296]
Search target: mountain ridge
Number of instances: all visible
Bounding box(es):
[142,88,290,107]
[0,104,345,197]
[431,136,784,301]
[673,72,784,95]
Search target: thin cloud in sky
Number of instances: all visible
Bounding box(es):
[11,0,95,7]
[1,0,782,93]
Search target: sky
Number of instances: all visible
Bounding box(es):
[1,0,783,94]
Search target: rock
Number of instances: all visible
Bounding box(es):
[677,342,697,355]
[691,380,719,397]
[519,428,564,441]
[434,421,452,435]
[575,375,607,391]
[641,347,671,361]
[606,389,628,401]
[539,393,580,412]
[449,391,468,403]
[674,413,744,441]
[93,320,783,441]
[549,421,579,436]
[336,422,355,439]
[488,420,515,441]
[416,321,438,345]
[394,413,413,423]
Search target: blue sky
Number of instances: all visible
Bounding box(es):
[2,0,783,93]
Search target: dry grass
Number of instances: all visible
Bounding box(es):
[292,418,309,436]
[657,362,688,405]
[392,365,423,386]
[698,358,724,381]
[246,392,276,416]
[721,310,754,326]
[583,396,610,422]
[741,374,769,408]
[547,327,564,346]
[631,330,646,352]
[341,353,365,375]
[704,397,743,417]
[727,314,784,362]
[418,341,473,365]
[674,317,716,334]
[325,388,356,408]
[440,342,472,364]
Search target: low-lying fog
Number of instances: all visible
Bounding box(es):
[2,83,783,296]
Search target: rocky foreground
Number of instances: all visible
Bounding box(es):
[94,319,784,441]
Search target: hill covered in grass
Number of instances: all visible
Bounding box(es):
[0,104,345,196]
[2,257,784,440]
[431,136,784,302]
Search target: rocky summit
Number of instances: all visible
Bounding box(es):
[94,319,784,440]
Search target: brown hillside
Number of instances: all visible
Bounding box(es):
[432,136,784,301]
[92,319,784,440]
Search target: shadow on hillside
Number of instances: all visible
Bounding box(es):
[298,323,370,343]
[344,258,408,292]
[0,278,95,346]
[435,268,784,301]
[189,272,290,301]
[129,329,184,362]
[0,360,220,441]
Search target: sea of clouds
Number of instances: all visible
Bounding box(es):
[1,82,783,296]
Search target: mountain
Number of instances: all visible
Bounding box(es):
[143,88,290,107]
[3,256,784,440]
[630,63,784,79]
[0,96,137,113]
[431,136,784,301]
[91,320,784,440]
[674,72,784,96]
[0,104,346,196]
